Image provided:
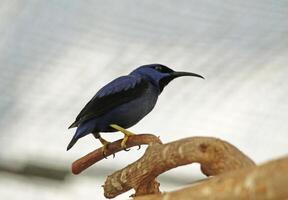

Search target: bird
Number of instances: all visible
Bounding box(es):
[67,64,204,153]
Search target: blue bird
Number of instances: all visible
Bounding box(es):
[67,64,204,152]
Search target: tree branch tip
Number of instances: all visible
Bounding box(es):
[72,133,162,174]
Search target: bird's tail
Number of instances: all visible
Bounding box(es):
[67,121,92,151]
[67,136,78,151]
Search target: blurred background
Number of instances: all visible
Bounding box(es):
[0,0,287,199]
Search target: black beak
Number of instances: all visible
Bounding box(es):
[158,70,204,93]
[171,71,204,79]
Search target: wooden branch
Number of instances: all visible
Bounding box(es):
[134,156,288,200]
[103,136,255,198]
[72,134,162,175]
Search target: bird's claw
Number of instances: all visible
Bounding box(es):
[102,151,108,159]
[102,149,115,159]
[110,124,137,152]
[101,142,113,159]
[124,147,130,151]
[102,147,109,159]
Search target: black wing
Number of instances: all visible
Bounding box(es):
[68,75,149,128]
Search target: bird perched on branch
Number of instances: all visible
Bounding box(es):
[67,64,204,153]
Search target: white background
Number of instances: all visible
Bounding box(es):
[0,1,287,199]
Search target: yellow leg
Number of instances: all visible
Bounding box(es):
[98,136,111,157]
[110,124,135,148]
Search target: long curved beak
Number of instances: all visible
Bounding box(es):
[171,71,204,79]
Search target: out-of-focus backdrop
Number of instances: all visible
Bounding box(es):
[0,0,287,199]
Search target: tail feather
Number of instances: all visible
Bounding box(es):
[68,121,78,129]
[67,137,78,151]
[67,121,93,151]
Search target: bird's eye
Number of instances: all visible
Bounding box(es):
[153,65,174,73]
[155,66,163,71]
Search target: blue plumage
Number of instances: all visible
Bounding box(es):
[67,64,204,151]
[96,75,141,98]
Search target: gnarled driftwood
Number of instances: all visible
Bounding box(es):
[72,134,255,198]
[134,156,288,200]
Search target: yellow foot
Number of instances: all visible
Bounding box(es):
[110,124,135,149]
[99,137,114,158]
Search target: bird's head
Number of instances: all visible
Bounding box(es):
[130,64,204,93]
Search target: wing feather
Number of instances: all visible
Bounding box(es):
[68,75,148,128]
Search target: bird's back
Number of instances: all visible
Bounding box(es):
[69,75,148,128]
